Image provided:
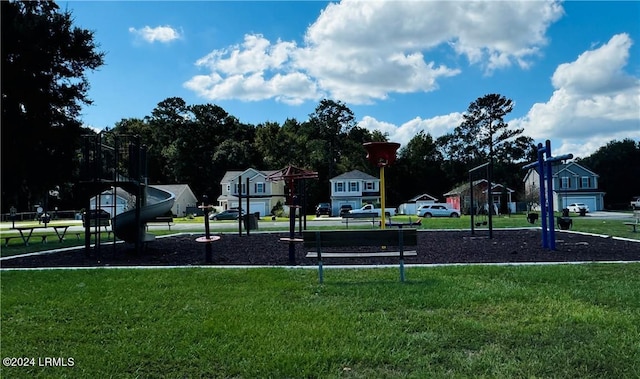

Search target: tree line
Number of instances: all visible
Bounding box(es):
[3,1,639,215]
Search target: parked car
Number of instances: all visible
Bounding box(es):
[315,202,331,217]
[209,209,243,220]
[339,204,353,217]
[417,204,460,218]
[631,196,640,210]
[566,203,589,213]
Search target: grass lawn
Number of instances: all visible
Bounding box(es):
[1,264,639,378]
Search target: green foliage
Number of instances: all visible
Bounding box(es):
[1,0,105,212]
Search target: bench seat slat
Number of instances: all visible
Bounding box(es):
[306,250,417,258]
[302,229,417,248]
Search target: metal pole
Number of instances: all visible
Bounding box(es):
[487,160,493,239]
[246,177,250,236]
[545,140,556,250]
[380,165,386,229]
[470,170,475,235]
[537,143,548,249]
[238,176,242,236]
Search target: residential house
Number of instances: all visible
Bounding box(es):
[89,184,197,217]
[217,168,286,217]
[330,170,380,216]
[523,161,605,211]
[397,193,439,215]
[443,180,515,214]
[152,184,198,217]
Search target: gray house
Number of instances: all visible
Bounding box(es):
[329,170,380,216]
[523,161,605,211]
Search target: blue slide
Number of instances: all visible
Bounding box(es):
[112,186,175,243]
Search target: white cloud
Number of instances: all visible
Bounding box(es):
[185,0,563,104]
[511,33,640,158]
[129,25,181,43]
[358,113,464,147]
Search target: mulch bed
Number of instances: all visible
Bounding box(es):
[2,229,639,268]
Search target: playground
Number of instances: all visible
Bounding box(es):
[3,228,638,269]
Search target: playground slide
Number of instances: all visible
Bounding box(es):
[112,186,175,243]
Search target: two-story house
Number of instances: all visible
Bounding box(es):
[217,168,286,217]
[329,170,380,216]
[523,161,605,212]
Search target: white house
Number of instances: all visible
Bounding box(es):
[329,169,380,216]
[523,161,606,211]
[217,168,286,217]
[89,184,197,217]
[397,193,439,215]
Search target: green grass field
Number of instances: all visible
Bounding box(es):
[1,264,639,378]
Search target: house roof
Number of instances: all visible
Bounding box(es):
[525,161,598,178]
[443,180,514,197]
[331,169,377,181]
[220,169,281,184]
[151,184,194,199]
[407,193,438,202]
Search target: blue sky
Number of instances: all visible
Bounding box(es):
[66,0,640,159]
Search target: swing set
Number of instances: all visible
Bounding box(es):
[469,161,494,238]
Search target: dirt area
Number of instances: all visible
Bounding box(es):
[2,229,638,268]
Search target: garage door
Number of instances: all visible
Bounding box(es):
[248,203,266,218]
[564,196,596,212]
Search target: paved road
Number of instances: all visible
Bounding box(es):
[0,211,633,233]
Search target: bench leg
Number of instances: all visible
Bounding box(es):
[318,262,324,284]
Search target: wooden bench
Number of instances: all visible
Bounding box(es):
[302,229,418,284]
[341,213,379,228]
[146,216,174,230]
[625,211,640,232]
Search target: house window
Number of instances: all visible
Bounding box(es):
[226,184,230,193]
[255,182,265,194]
[365,182,374,191]
[560,177,570,189]
[234,183,247,194]
[335,182,344,192]
[581,177,590,188]
[349,182,359,192]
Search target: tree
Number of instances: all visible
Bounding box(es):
[437,94,534,192]
[392,131,449,204]
[577,139,640,208]
[1,0,105,212]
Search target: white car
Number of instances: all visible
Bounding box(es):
[417,204,461,218]
[567,203,589,213]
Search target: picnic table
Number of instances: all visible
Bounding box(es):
[10,225,73,246]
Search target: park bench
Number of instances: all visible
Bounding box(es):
[146,216,175,230]
[624,211,640,232]
[341,213,380,228]
[302,228,418,284]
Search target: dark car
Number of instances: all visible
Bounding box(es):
[209,209,243,221]
[339,204,353,217]
[315,203,331,217]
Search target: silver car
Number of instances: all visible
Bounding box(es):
[417,204,461,218]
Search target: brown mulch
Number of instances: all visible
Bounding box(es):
[2,229,639,269]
